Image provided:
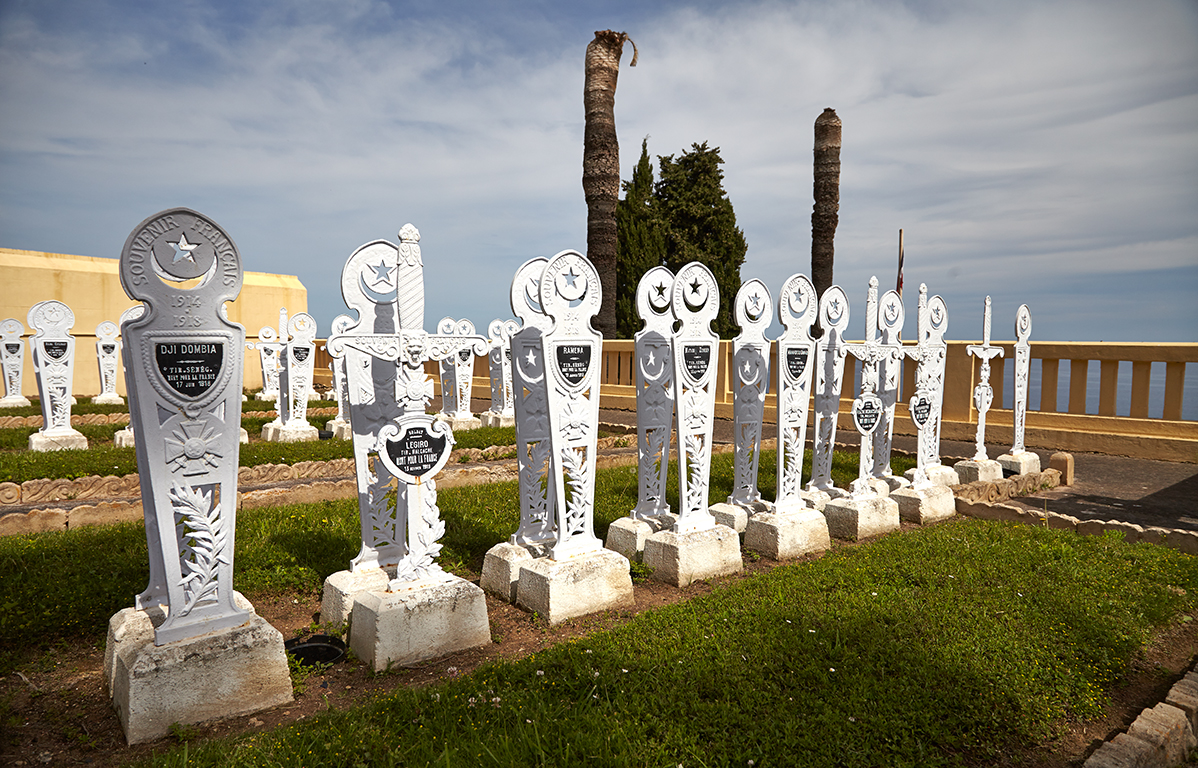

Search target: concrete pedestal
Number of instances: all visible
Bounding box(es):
[709,503,747,533]
[516,548,633,625]
[28,429,88,452]
[480,541,549,603]
[326,419,352,439]
[307,391,321,402]
[744,509,831,560]
[255,391,278,402]
[997,451,1041,476]
[905,465,961,487]
[890,485,956,525]
[0,395,31,408]
[349,576,491,671]
[261,421,319,443]
[114,428,135,448]
[92,393,125,405]
[954,459,1003,484]
[643,525,742,588]
[441,415,482,431]
[322,566,395,625]
[823,495,901,541]
[480,412,515,428]
[239,427,249,444]
[606,514,675,563]
[105,602,291,745]
[798,489,831,511]
[878,475,911,493]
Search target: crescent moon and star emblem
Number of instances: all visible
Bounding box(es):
[649,280,670,312]
[640,346,668,381]
[824,297,845,327]
[515,346,543,384]
[358,258,397,304]
[788,286,810,316]
[883,299,901,327]
[556,267,586,302]
[683,277,708,312]
[744,292,764,323]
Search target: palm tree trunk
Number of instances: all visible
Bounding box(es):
[583,30,635,339]
[811,108,841,304]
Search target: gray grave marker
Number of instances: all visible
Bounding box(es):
[438,318,482,430]
[92,320,124,404]
[997,304,1040,475]
[262,311,319,442]
[481,318,518,428]
[808,285,850,498]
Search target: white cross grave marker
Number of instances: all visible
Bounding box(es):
[0,318,31,407]
[968,296,1004,461]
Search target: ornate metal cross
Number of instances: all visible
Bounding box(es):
[967,296,1005,461]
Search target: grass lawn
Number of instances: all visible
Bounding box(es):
[1,448,1195,766]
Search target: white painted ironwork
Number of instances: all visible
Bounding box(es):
[93,320,124,403]
[1010,304,1033,455]
[727,279,772,509]
[903,284,950,487]
[808,285,850,493]
[967,296,1005,460]
[438,318,478,420]
[631,266,675,520]
[0,318,30,407]
[485,319,519,422]
[774,273,818,512]
[27,300,81,437]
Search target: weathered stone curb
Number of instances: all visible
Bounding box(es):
[1083,671,1198,767]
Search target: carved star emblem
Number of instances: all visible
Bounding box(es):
[647,349,656,367]
[563,268,579,288]
[525,349,537,366]
[654,282,668,298]
[749,293,762,311]
[369,260,395,286]
[689,279,702,295]
[170,233,199,264]
[830,298,841,315]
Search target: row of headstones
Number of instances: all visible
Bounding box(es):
[103,208,1037,744]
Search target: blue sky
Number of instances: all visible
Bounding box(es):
[1,0,1195,343]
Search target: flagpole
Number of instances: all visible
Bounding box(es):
[896,229,904,342]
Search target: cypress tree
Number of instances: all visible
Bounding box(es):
[615,138,666,338]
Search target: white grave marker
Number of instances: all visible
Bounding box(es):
[807,285,850,501]
[27,300,88,451]
[710,279,772,532]
[324,314,353,439]
[322,224,488,624]
[480,259,557,602]
[262,311,319,442]
[641,262,741,587]
[92,320,125,404]
[871,286,907,490]
[105,207,290,744]
[997,304,1040,475]
[113,305,145,448]
[512,250,633,624]
[438,318,482,430]
[481,318,518,428]
[0,318,31,407]
[604,266,676,563]
[248,314,283,401]
[955,296,1005,483]
[822,278,901,541]
[891,285,957,524]
[772,273,818,513]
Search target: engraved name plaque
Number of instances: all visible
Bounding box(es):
[155,342,224,398]
[44,341,68,360]
[786,347,809,379]
[555,344,591,387]
[682,344,711,382]
[379,420,452,484]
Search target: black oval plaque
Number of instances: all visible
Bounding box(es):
[786,347,809,380]
[384,424,449,480]
[155,342,224,398]
[102,343,116,355]
[683,344,710,381]
[457,348,471,363]
[43,341,68,361]
[853,398,882,434]
[293,345,311,363]
[555,344,591,386]
[4,344,19,356]
[911,395,932,428]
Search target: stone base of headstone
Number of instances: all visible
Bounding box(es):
[709,503,747,533]
[643,525,743,588]
[798,489,831,511]
[91,393,125,405]
[890,485,956,525]
[349,575,491,671]
[823,496,901,541]
[0,395,31,408]
[440,414,482,431]
[307,391,321,402]
[605,514,676,563]
[954,459,1003,484]
[878,475,911,492]
[242,393,248,402]
[255,391,277,401]
[321,566,396,625]
[326,418,351,439]
[850,478,891,498]
[744,509,831,560]
[105,601,291,745]
[515,548,634,625]
[28,429,88,452]
[114,428,135,448]
[481,541,550,602]
[480,412,516,428]
[261,420,319,443]
[70,396,77,405]
[239,427,249,444]
[996,451,1041,476]
[905,465,961,487]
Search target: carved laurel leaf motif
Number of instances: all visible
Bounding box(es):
[170,483,227,616]
[684,433,707,512]
[562,446,590,535]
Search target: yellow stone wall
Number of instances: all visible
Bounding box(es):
[0,247,307,397]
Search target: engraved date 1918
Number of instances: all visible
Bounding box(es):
[172,294,204,326]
